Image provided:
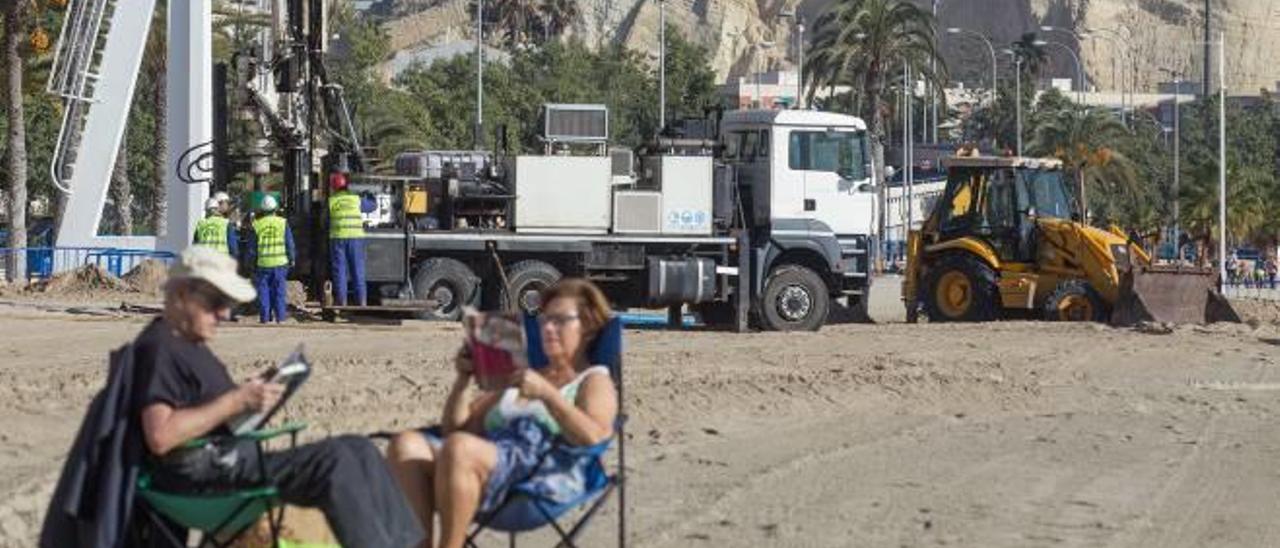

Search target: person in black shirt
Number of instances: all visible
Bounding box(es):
[136,247,422,547]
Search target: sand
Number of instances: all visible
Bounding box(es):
[3,280,1280,547]
[122,259,170,295]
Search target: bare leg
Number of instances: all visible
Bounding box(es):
[387,431,437,548]
[436,432,498,548]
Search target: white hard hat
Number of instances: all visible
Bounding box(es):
[259,195,279,212]
[213,191,231,204]
[205,197,221,211]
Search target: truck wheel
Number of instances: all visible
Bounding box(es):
[1043,280,1108,322]
[923,254,998,322]
[413,258,479,321]
[759,265,830,331]
[501,260,561,315]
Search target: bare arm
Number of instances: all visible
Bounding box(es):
[140,380,282,456]
[534,373,617,446]
[440,347,501,435]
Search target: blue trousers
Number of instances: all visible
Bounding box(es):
[330,238,367,306]
[255,267,289,323]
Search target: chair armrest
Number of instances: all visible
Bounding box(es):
[180,421,308,449]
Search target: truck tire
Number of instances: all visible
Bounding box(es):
[500,260,561,315]
[923,253,999,322]
[1043,280,1109,322]
[759,265,830,332]
[413,258,479,321]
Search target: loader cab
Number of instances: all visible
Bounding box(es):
[935,158,1071,263]
[720,110,876,237]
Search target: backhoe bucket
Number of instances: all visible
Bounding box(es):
[1111,266,1240,326]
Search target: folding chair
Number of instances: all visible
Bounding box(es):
[134,421,308,548]
[463,314,628,548]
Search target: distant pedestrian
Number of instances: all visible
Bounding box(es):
[1266,257,1277,290]
[247,195,294,323]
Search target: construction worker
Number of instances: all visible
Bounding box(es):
[247,195,294,323]
[328,172,375,306]
[193,197,238,258]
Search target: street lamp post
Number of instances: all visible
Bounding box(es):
[658,0,666,129]
[1160,67,1182,253]
[1002,49,1023,156]
[754,41,774,108]
[1034,39,1084,104]
[778,9,804,109]
[1085,27,1134,125]
[1040,26,1090,95]
[475,0,484,148]
[946,27,997,105]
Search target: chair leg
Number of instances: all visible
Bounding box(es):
[560,482,618,547]
[142,504,190,548]
[510,531,517,548]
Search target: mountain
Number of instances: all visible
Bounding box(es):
[375,0,1280,95]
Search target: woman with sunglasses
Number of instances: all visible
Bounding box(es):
[386,278,619,548]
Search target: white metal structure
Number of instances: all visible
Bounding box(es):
[46,0,211,256]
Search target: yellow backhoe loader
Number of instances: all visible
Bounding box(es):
[902,155,1238,325]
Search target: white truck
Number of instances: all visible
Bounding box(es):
[347,106,878,331]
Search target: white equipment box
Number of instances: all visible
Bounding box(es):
[613,191,662,234]
[652,156,713,235]
[510,156,612,233]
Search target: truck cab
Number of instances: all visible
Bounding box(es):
[720,110,877,329]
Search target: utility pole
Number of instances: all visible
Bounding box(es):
[931,0,939,143]
[1217,31,1226,289]
[1173,72,1181,252]
[796,15,805,109]
[475,0,484,149]
[658,0,666,130]
[1203,0,1211,97]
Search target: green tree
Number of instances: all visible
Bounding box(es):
[805,0,945,191]
[1028,93,1136,220]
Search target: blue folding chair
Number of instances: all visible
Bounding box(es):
[462,314,628,548]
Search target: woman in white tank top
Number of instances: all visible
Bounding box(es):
[385,279,619,548]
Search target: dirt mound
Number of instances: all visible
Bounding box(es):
[1229,299,1280,326]
[33,264,132,295]
[123,259,170,295]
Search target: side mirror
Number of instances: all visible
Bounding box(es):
[858,183,875,193]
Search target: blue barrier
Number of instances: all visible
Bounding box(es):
[0,247,176,281]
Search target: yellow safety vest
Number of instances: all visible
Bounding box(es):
[253,215,288,268]
[329,191,365,239]
[194,215,230,254]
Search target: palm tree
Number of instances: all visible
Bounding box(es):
[536,0,579,43]
[144,1,166,237]
[3,0,33,283]
[1028,103,1135,220]
[1176,160,1272,266]
[804,0,944,204]
[1010,32,1048,81]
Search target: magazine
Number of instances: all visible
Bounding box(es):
[229,344,311,435]
[462,308,529,391]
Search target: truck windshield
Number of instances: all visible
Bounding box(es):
[1020,169,1073,219]
[788,130,867,180]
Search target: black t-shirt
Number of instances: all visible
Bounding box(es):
[132,318,237,437]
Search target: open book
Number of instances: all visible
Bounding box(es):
[229,344,311,435]
[463,308,529,391]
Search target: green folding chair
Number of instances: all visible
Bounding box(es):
[134,421,307,548]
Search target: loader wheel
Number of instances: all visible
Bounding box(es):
[500,260,561,315]
[923,254,999,322]
[759,264,830,331]
[413,258,480,321]
[1044,280,1108,322]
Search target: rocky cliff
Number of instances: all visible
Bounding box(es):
[378,0,1280,95]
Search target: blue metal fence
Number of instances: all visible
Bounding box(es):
[0,247,176,281]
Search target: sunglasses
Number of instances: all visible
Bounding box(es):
[190,285,235,311]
